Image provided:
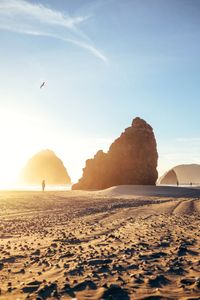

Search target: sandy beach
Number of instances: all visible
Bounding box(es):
[0,185,200,299]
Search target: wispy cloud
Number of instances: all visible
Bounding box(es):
[0,0,107,62]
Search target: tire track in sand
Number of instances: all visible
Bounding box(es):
[172,198,199,215]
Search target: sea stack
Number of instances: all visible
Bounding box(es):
[159,169,178,185]
[159,164,200,185]
[72,117,158,190]
[20,149,71,185]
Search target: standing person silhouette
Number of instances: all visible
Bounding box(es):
[42,179,45,192]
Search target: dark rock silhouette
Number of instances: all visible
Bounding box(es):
[159,164,200,185]
[20,150,71,185]
[72,117,158,190]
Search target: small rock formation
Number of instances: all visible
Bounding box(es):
[72,117,158,190]
[159,169,178,185]
[159,164,200,185]
[20,150,71,185]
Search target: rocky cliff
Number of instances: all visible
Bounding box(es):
[72,117,158,190]
[20,150,71,185]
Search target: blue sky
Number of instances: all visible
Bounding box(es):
[0,0,200,184]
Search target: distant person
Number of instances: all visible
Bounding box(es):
[42,179,45,192]
[177,180,179,187]
[190,182,192,186]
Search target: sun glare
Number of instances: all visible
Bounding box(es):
[0,109,112,188]
[0,110,30,188]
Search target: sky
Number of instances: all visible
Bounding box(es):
[0,0,200,186]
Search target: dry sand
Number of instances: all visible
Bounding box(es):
[0,185,200,300]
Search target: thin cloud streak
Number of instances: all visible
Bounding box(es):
[0,0,108,62]
[60,37,108,63]
[0,0,88,29]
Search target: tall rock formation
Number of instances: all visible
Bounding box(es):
[72,117,158,190]
[20,149,71,185]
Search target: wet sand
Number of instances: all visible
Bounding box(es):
[0,186,200,299]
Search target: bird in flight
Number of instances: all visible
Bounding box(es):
[40,81,45,89]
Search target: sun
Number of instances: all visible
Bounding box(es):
[0,108,112,188]
[0,109,39,188]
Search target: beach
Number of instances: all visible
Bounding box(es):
[0,186,200,299]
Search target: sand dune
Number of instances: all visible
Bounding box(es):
[0,186,200,299]
[94,185,200,198]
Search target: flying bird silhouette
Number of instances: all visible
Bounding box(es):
[40,81,45,89]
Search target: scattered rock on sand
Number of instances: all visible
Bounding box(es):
[73,280,97,291]
[22,280,41,293]
[0,188,200,299]
[102,284,130,300]
[148,275,171,287]
[37,283,57,299]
